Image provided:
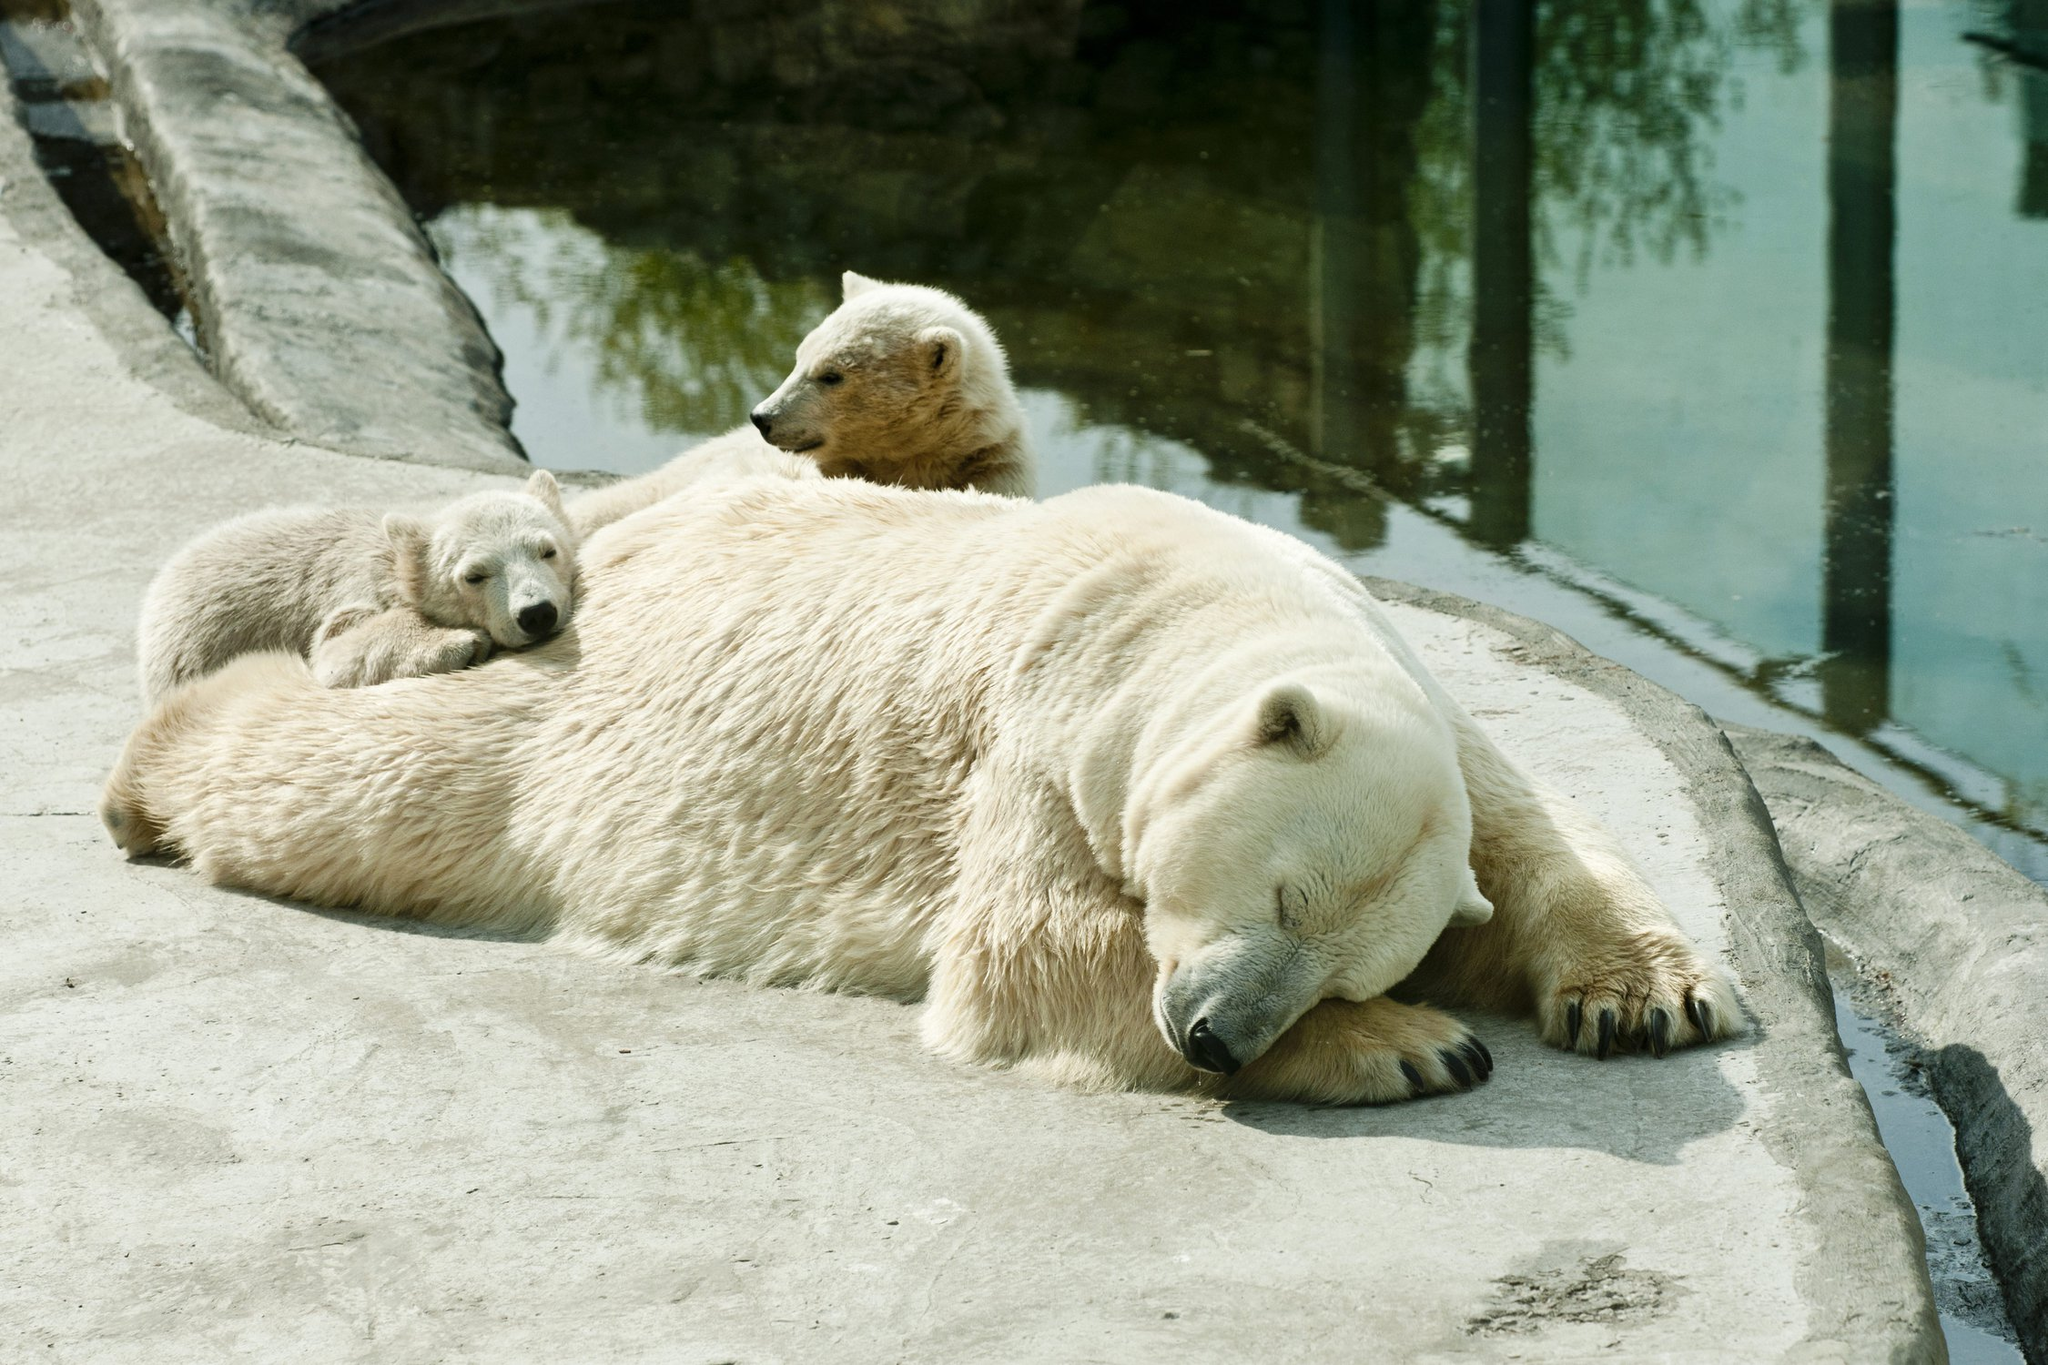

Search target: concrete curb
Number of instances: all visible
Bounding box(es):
[1367,578,1946,1363]
[1728,723,2048,1362]
[66,0,526,474]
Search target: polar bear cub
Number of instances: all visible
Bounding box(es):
[137,470,577,703]
[567,271,1033,535]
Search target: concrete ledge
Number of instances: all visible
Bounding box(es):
[1729,723,2048,1361]
[67,0,526,473]
[1368,579,1947,1362]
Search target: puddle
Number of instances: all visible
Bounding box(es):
[1829,959,2024,1362]
[0,0,196,343]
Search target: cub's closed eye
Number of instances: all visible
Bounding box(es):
[817,372,844,386]
[463,571,489,585]
[540,547,558,560]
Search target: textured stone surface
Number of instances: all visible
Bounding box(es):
[65,0,524,472]
[1731,723,2048,1362]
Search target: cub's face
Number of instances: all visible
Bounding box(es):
[747,273,969,475]
[390,470,579,650]
[1130,682,1491,1077]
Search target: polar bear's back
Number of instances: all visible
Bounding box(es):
[121,476,1363,996]
[523,477,1289,985]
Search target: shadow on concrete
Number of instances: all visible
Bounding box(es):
[1931,1043,2048,1360]
[1219,1017,1751,1167]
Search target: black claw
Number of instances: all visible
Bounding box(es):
[1595,1009,1617,1060]
[1441,1049,1472,1088]
[1647,1008,1672,1059]
[1683,994,1704,1035]
[1695,998,1716,1039]
[1565,1000,1583,1050]
[1400,1059,1423,1092]
[1461,1039,1493,1081]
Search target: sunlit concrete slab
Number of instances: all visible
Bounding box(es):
[0,73,1942,1363]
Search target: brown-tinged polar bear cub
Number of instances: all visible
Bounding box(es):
[103,479,1740,1103]
[567,271,1033,535]
[136,470,577,704]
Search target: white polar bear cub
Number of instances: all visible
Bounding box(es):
[105,479,1740,1104]
[137,470,577,703]
[567,271,1033,535]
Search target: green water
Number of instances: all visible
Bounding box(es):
[312,0,2048,886]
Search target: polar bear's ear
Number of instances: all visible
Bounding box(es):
[1253,683,1332,758]
[1449,866,1495,928]
[382,513,431,604]
[919,326,964,385]
[841,270,882,300]
[524,468,565,519]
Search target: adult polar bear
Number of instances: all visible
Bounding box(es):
[104,480,1740,1103]
[566,272,1034,536]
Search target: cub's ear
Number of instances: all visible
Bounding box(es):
[1449,866,1495,928]
[1252,682,1332,758]
[524,467,565,518]
[841,270,882,300]
[919,325,964,384]
[382,513,431,604]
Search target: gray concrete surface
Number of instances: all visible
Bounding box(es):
[1730,725,2048,1362]
[0,45,1951,1362]
[66,0,524,473]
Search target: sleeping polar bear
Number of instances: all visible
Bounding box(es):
[103,480,1740,1103]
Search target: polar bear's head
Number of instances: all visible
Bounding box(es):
[387,470,579,650]
[1128,678,1492,1077]
[747,271,1017,482]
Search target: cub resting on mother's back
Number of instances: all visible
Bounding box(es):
[104,479,1739,1103]
[136,470,577,704]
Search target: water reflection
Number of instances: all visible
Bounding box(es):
[1822,0,1897,735]
[313,0,2048,859]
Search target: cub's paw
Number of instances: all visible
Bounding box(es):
[1222,997,1494,1105]
[1536,931,1743,1059]
[394,628,493,680]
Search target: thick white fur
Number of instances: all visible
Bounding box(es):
[105,480,1738,1103]
[567,272,1034,536]
[136,470,577,703]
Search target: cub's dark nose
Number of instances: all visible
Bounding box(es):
[1182,1017,1240,1076]
[750,409,773,439]
[517,601,559,638]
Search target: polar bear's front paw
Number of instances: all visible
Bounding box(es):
[1536,931,1743,1059]
[394,628,493,680]
[1221,996,1493,1105]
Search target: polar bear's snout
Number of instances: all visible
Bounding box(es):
[517,601,558,639]
[1183,1018,1241,1075]
[1159,937,1325,1076]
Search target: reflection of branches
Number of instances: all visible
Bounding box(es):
[1405,0,1806,416]
[430,205,832,435]
[1539,0,1802,281]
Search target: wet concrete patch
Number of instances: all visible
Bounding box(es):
[1464,1249,1681,1339]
